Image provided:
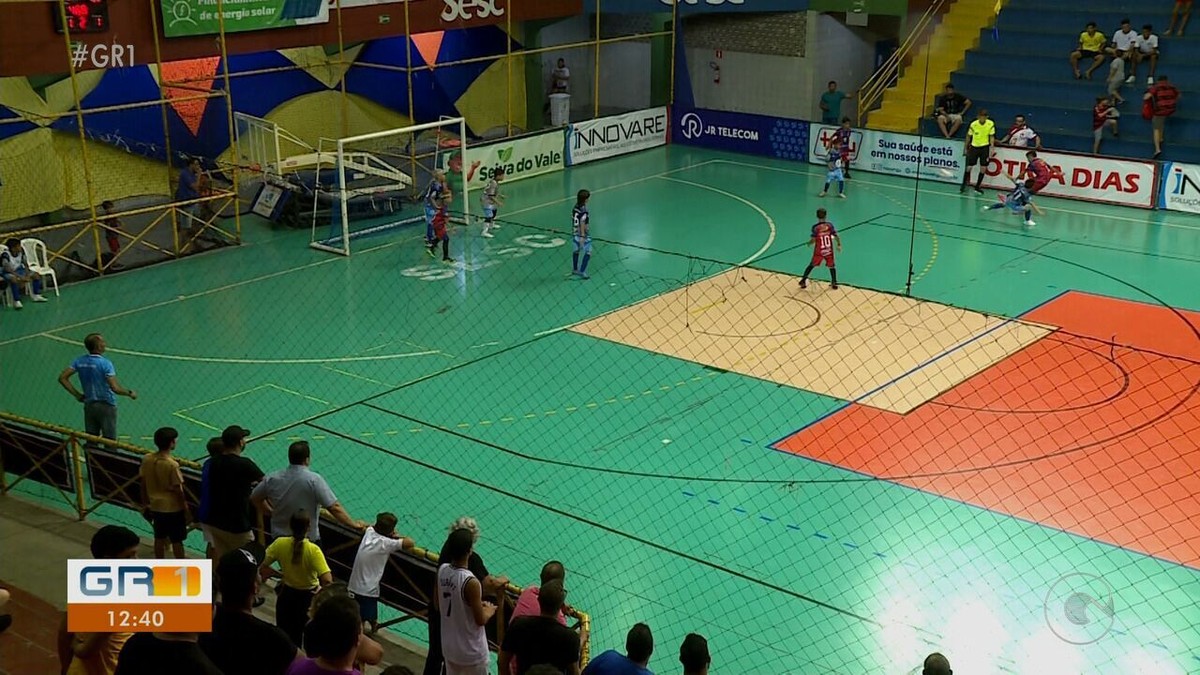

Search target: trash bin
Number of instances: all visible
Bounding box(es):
[550,93,571,127]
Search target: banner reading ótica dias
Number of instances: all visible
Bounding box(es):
[160,0,329,38]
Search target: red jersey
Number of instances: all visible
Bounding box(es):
[812,221,838,256]
[1092,104,1112,130]
[832,127,852,153]
[1026,158,1052,182]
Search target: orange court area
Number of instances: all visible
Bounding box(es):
[774,291,1200,569]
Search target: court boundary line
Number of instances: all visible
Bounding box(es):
[0,159,721,350]
[710,158,1200,232]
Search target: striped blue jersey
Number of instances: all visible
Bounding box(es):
[1008,183,1032,207]
[572,204,589,238]
[423,179,444,207]
[482,179,499,206]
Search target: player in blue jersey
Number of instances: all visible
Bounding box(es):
[571,189,591,279]
[480,168,505,238]
[819,143,846,198]
[981,175,1043,227]
[422,170,446,244]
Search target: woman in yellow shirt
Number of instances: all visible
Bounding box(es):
[1071,22,1108,79]
[261,510,332,646]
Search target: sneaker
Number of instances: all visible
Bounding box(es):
[838,193,847,199]
[31,294,47,302]
[492,223,502,229]
[1024,219,1036,228]
[959,186,967,194]
[481,230,494,238]
[12,300,22,310]
[1125,75,1135,84]
[578,272,590,280]
[981,205,991,212]
[799,279,808,289]
[426,247,435,258]
[1147,76,1155,85]
[442,257,455,264]
[831,283,839,290]
[818,191,827,197]
[973,187,984,195]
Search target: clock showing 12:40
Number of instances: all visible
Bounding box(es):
[106,609,166,629]
[54,0,110,34]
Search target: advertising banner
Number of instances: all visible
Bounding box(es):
[567,107,668,166]
[673,108,809,162]
[980,146,1157,209]
[445,129,565,191]
[161,0,329,37]
[809,125,963,185]
[585,0,809,14]
[1159,162,1200,214]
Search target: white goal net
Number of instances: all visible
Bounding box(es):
[308,117,470,256]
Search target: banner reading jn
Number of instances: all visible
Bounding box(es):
[161,0,329,38]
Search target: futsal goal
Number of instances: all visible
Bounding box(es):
[308,117,470,256]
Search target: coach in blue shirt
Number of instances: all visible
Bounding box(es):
[58,333,137,441]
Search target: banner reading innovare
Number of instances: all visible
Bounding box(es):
[567,108,668,166]
[161,0,329,38]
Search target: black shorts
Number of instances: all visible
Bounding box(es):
[1079,49,1101,59]
[151,510,188,543]
[355,594,379,622]
[965,145,991,166]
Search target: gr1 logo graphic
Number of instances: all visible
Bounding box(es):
[68,559,212,633]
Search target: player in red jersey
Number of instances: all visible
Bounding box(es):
[1024,150,1054,194]
[427,190,454,263]
[799,208,842,290]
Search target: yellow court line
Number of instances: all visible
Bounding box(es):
[265,383,331,406]
[172,411,221,432]
[321,364,390,387]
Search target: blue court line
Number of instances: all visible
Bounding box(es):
[767,313,1027,448]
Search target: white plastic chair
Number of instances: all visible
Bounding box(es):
[20,238,58,297]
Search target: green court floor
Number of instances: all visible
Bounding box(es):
[3,146,1199,673]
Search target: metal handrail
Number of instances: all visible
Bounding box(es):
[856,0,951,126]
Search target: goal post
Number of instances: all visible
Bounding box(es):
[310,117,470,257]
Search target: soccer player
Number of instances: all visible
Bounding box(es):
[832,117,853,178]
[480,168,505,239]
[1024,150,1053,194]
[819,143,846,198]
[427,189,454,263]
[981,175,1042,228]
[960,109,995,195]
[799,208,842,290]
[571,189,591,279]
[423,170,447,245]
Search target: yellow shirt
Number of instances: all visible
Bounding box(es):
[140,452,185,513]
[1079,30,1106,52]
[266,537,330,590]
[967,119,996,147]
[66,632,131,675]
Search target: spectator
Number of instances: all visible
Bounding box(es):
[1093,95,1120,154]
[58,525,140,675]
[678,634,710,675]
[199,545,298,675]
[114,632,222,675]
[139,426,189,559]
[1131,24,1160,85]
[57,333,137,442]
[1107,54,1128,105]
[262,510,333,646]
[1108,18,1137,58]
[423,517,509,675]
[436,528,496,675]
[500,580,580,675]
[2,237,48,309]
[1166,0,1191,36]
[307,584,385,670]
[960,108,995,195]
[511,561,567,625]
[581,623,654,675]
[933,84,971,138]
[292,595,363,675]
[200,425,263,559]
[176,157,203,235]
[819,81,847,125]
[922,652,952,675]
[551,58,570,94]
[197,436,222,559]
[1070,22,1107,80]
[999,114,1041,148]
[1145,74,1180,158]
[252,440,366,545]
[347,512,414,634]
[100,200,122,267]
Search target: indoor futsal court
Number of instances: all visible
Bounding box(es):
[3,145,1199,673]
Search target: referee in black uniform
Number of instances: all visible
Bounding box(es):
[960,108,995,195]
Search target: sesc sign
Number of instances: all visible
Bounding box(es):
[568,107,668,165]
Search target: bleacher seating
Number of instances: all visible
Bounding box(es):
[923,0,1200,162]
